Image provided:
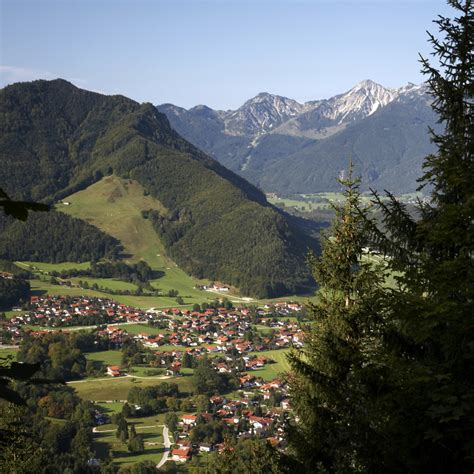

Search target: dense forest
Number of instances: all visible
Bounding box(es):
[0,211,122,262]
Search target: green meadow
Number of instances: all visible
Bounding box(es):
[248,349,291,381]
[70,374,195,401]
[93,426,165,467]
[92,404,178,467]
[85,350,123,366]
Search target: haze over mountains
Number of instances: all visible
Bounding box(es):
[0,79,316,297]
[158,80,441,194]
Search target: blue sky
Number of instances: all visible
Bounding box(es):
[1,0,451,109]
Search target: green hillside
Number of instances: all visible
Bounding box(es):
[0,79,316,297]
[59,175,210,300]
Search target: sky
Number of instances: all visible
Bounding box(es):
[1,0,452,110]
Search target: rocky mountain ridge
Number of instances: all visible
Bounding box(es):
[157,80,437,194]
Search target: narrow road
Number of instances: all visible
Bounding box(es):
[157,425,171,469]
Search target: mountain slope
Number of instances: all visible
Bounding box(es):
[0,79,315,297]
[158,81,438,194]
[243,90,441,193]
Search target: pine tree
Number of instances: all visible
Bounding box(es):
[127,424,144,453]
[365,1,473,470]
[287,168,390,472]
[116,414,129,443]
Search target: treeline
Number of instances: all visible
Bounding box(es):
[18,331,109,380]
[125,383,181,417]
[0,276,30,309]
[52,260,154,283]
[0,211,122,262]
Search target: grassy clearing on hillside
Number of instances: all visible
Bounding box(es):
[58,176,215,303]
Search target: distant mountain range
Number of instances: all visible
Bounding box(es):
[158,80,442,194]
[0,79,316,297]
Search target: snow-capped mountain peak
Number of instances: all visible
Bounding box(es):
[223,93,305,135]
[327,80,397,123]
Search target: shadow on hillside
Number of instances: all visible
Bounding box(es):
[31,289,47,296]
[151,270,165,279]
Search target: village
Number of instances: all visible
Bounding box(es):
[1,294,305,466]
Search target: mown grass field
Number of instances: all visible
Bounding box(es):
[95,401,124,416]
[248,349,291,381]
[85,350,123,366]
[70,374,195,401]
[110,324,168,336]
[17,261,91,273]
[68,277,138,292]
[93,428,165,467]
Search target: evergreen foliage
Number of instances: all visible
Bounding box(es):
[288,2,474,471]
[0,210,122,262]
[52,260,153,283]
[287,170,389,472]
[362,1,474,470]
[0,277,30,309]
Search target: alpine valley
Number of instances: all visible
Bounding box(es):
[158,80,442,194]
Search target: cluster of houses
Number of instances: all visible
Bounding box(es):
[132,304,304,353]
[1,295,158,342]
[170,385,290,462]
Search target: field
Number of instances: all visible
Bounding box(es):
[25,277,195,310]
[109,324,168,336]
[85,350,123,366]
[93,412,167,468]
[17,261,91,273]
[248,349,291,381]
[0,347,19,360]
[70,374,195,401]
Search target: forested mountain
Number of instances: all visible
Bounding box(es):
[158,81,442,194]
[0,79,316,297]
